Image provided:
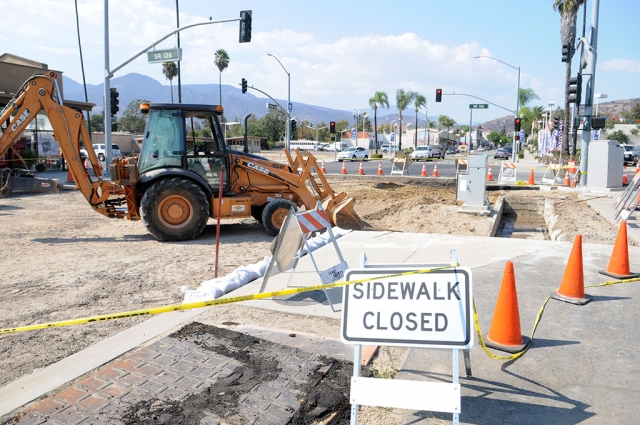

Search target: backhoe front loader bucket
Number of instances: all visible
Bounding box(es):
[322,192,364,231]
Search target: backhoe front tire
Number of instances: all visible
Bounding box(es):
[141,177,210,241]
[261,199,296,236]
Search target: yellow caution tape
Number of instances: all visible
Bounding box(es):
[474,275,640,360]
[0,264,458,335]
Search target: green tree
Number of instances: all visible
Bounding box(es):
[622,102,640,121]
[608,130,629,144]
[395,89,415,150]
[553,0,586,154]
[89,111,105,133]
[369,91,389,154]
[162,61,178,103]
[412,93,426,147]
[487,131,501,144]
[520,105,544,139]
[214,49,230,107]
[118,99,150,134]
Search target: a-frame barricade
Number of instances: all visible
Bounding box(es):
[343,250,472,424]
[259,202,348,312]
[498,161,517,184]
[540,163,564,186]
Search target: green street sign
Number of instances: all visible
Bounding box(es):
[147,48,182,64]
[469,104,489,109]
[267,103,278,110]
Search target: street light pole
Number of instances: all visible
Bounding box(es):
[473,55,520,159]
[267,54,291,150]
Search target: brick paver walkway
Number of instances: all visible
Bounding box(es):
[8,323,334,425]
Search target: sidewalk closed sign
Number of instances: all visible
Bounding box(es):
[341,267,473,349]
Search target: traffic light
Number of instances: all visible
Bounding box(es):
[109,88,119,115]
[561,43,571,63]
[568,73,582,105]
[514,134,520,141]
[239,10,252,43]
[435,88,442,102]
[241,78,248,94]
[514,118,522,132]
[330,121,336,133]
[291,120,297,133]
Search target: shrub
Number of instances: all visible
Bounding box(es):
[371,154,383,159]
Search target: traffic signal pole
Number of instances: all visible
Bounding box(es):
[578,0,600,186]
[103,0,247,176]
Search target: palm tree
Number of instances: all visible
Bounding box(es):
[368,91,389,154]
[395,89,415,150]
[162,62,178,103]
[553,0,586,154]
[427,119,436,145]
[519,88,540,108]
[412,93,426,147]
[438,115,456,149]
[214,49,230,107]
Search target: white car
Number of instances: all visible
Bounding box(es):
[337,147,368,162]
[92,143,122,161]
[410,145,442,160]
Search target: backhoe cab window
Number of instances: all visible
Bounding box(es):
[138,109,183,173]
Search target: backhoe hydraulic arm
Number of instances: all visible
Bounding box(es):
[0,72,133,219]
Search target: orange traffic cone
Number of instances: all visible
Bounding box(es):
[636,163,640,175]
[321,160,327,174]
[600,221,638,279]
[551,234,592,305]
[433,162,439,177]
[66,169,74,183]
[341,161,347,174]
[377,161,384,175]
[528,168,535,185]
[486,165,493,181]
[485,261,529,353]
[358,161,365,175]
[420,162,427,177]
[623,166,628,185]
[563,170,571,187]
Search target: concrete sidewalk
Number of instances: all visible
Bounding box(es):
[3,225,640,423]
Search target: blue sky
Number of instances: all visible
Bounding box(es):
[1,0,638,124]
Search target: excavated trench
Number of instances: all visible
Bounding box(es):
[495,196,550,240]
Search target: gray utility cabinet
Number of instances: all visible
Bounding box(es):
[456,154,488,207]
[586,140,623,189]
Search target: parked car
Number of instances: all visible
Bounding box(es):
[621,144,636,165]
[337,146,369,161]
[477,146,485,152]
[92,143,122,161]
[316,143,330,151]
[446,147,456,155]
[380,144,397,154]
[411,145,442,160]
[494,148,509,160]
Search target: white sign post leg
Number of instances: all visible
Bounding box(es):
[453,349,460,425]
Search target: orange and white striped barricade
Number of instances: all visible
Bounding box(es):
[498,161,517,184]
[259,202,347,312]
[540,163,563,186]
[456,159,468,176]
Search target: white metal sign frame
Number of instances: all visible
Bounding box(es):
[343,252,472,425]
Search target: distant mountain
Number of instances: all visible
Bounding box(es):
[479,115,516,133]
[62,73,357,126]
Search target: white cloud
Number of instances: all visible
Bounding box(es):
[601,59,640,74]
[2,1,556,121]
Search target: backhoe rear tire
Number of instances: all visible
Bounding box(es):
[261,199,296,236]
[141,177,210,241]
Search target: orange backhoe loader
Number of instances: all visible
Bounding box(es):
[0,72,363,241]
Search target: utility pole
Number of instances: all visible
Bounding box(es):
[103,0,112,177]
[578,0,600,186]
[176,0,182,103]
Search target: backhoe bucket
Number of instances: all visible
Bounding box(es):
[322,192,364,231]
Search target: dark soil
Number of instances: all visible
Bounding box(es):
[119,323,369,425]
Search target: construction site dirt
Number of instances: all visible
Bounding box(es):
[0,177,631,423]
